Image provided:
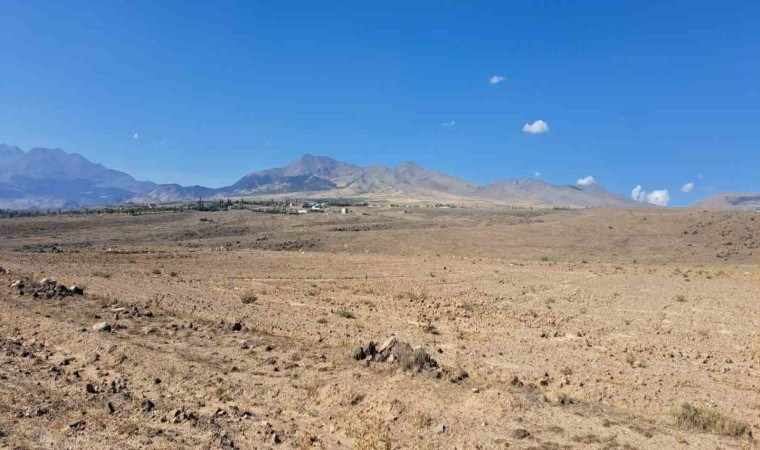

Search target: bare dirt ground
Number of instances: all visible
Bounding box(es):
[0,207,758,449]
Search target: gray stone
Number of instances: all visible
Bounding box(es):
[93,322,112,332]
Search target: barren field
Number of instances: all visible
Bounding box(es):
[0,207,758,449]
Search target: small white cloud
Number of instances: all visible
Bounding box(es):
[698,174,704,179]
[647,190,670,206]
[631,185,645,202]
[534,171,541,178]
[631,185,670,206]
[577,175,595,186]
[489,75,505,85]
[522,120,549,134]
[133,133,139,139]
[681,182,694,193]
[441,121,456,128]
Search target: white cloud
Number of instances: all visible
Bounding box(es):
[440,121,456,128]
[631,185,670,206]
[698,174,704,179]
[647,190,670,206]
[681,182,694,193]
[534,171,541,178]
[489,75,505,85]
[631,185,645,202]
[522,120,549,134]
[133,133,139,139]
[577,175,595,186]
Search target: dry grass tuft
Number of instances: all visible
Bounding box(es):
[337,309,355,319]
[671,403,749,437]
[394,291,428,301]
[347,410,392,450]
[240,291,257,304]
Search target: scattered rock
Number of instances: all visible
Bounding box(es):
[107,402,116,414]
[352,346,366,360]
[85,383,98,394]
[69,420,86,431]
[231,321,243,332]
[240,341,250,350]
[93,322,112,332]
[449,370,469,383]
[512,429,531,439]
[141,399,155,412]
[544,390,574,406]
[10,276,84,299]
[70,285,85,295]
[433,424,446,434]
[353,336,438,372]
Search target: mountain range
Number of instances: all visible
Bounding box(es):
[0,144,751,210]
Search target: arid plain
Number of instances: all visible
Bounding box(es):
[0,206,758,449]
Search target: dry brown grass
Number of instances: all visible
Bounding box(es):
[671,403,749,437]
[239,290,257,304]
[347,410,392,450]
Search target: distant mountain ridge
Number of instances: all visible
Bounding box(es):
[0,144,670,209]
[692,193,760,210]
[0,144,155,209]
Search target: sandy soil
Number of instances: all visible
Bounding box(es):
[0,206,758,449]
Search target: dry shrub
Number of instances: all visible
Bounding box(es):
[411,410,432,428]
[337,309,355,319]
[347,410,392,450]
[672,403,749,437]
[240,290,257,304]
[393,343,437,372]
[394,291,428,301]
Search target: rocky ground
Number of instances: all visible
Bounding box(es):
[0,206,757,449]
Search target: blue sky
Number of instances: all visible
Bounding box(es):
[1,1,758,206]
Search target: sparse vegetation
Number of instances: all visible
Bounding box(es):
[394,291,428,301]
[337,309,355,319]
[675,294,686,302]
[1,203,757,449]
[412,410,432,428]
[671,403,749,436]
[240,291,257,304]
[394,345,437,372]
[347,410,392,450]
[540,256,550,262]
[421,320,439,335]
[152,269,161,275]
[92,270,111,279]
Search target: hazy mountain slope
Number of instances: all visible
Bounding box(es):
[129,184,218,204]
[0,144,24,160]
[692,193,760,210]
[475,178,642,208]
[0,145,156,209]
[231,154,364,191]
